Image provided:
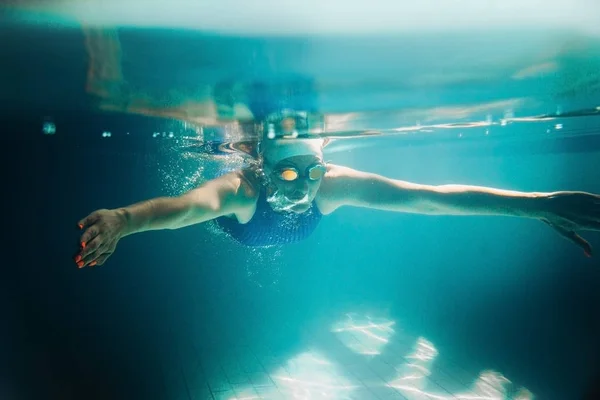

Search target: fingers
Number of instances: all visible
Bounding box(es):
[77,213,102,259]
[74,234,109,268]
[552,223,593,258]
[567,231,593,258]
[77,235,111,267]
[75,254,95,268]
[94,253,111,266]
[79,224,103,250]
[74,234,116,268]
[77,211,101,230]
[79,229,103,260]
[79,244,101,267]
[75,210,116,269]
[75,251,112,268]
[74,247,98,268]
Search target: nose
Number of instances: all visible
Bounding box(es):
[295,179,309,192]
[287,180,308,199]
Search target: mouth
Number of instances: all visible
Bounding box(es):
[285,193,309,203]
[267,191,309,212]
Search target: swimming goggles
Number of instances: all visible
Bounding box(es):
[275,163,326,182]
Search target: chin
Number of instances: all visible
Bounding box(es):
[289,202,310,213]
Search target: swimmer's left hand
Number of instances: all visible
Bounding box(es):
[538,191,600,258]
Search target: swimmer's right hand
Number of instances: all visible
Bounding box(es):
[74,208,129,268]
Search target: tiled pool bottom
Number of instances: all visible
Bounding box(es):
[163,314,533,400]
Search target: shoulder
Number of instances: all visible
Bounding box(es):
[193,168,260,215]
[316,164,371,214]
[219,168,261,206]
[323,164,370,179]
[320,164,377,192]
[316,164,393,214]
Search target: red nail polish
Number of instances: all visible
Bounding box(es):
[78,223,83,229]
[75,255,82,262]
[81,242,86,249]
[77,261,84,268]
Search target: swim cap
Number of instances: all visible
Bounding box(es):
[262,138,324,164]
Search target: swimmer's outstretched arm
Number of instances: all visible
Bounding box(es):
[320,165,600,257]
[74,172,254,267]
[119,179,243,234]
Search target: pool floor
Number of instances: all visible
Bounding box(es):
[162,314,531,400]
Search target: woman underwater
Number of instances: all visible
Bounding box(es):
[74,30,600,268]
[74,110,600,268]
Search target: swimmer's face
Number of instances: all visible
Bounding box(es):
[265,154,326,213]
[280,117,296,133]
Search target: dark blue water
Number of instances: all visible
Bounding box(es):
[2,16,600,400]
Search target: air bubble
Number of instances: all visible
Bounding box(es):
[42,122,56,135]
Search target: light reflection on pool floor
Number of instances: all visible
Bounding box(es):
[169,313,533,400]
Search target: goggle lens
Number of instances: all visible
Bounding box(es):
[279,169,299,181]
[308,165,325,180]
[276,164,325,182]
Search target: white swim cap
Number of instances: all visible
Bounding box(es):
[262,138,324,164]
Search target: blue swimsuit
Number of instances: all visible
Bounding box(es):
[215,190,322,246]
